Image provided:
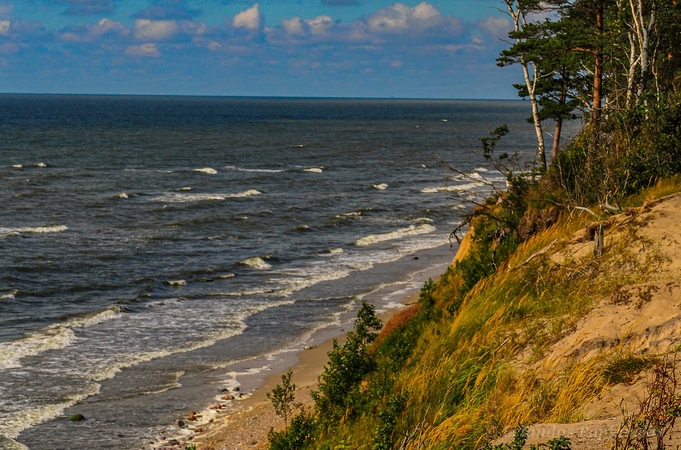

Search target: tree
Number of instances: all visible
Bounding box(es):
[498,0,549,169]
[267,369,301,430]
[507,18,583,159]
[312,301,382,425]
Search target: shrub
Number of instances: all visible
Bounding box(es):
[267,409,316,450]
[312,301,382,425]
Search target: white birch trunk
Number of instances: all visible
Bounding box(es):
[505,0,546,170]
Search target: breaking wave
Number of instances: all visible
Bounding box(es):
[354,224,437,247]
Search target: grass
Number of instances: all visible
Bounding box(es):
[307,191,677,449]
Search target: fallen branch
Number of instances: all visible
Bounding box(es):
[510,238,559,269]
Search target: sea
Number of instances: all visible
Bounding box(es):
[0,95,548,449]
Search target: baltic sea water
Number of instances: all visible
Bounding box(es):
[0,95,553,449]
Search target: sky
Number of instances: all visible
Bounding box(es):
[0,0,521,98]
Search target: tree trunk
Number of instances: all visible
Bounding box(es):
[592,4,604,122]
[504,0,546,170]
[524,61,547,169]
[552,118,564,160]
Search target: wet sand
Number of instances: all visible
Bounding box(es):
[175,294,420,450]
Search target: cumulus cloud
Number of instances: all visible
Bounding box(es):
[365,2,460,36]
[0,19,9,35]
[56,0,115,16]
[125,42,160,57]
[477,15,511,41]
[270,2,465,46]
[58,18,130,43]
[134,19,179,40]
[232,3,262,31]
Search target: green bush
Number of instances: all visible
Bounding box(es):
[372,393,409,450]
[312,301,382,426]
[267,409,316,450]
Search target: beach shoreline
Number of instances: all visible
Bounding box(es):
[146,247,452,450]
[198,294,420,450]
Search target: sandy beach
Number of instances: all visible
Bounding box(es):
[147,290,422,450]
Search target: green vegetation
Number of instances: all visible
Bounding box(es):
[267,369,301,430]
[262,1,681,448]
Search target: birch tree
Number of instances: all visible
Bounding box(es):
[498,0,548,170]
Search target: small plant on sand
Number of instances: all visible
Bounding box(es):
[485,426,572,450]
[614,358,681,450]
[267,369,301,430]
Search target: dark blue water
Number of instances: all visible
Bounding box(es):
[0,95,549,449]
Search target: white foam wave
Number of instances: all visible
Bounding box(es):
[166,280,187,286]
[239,257,272,270]
[304,168,323,173]
[474,167,489,172]
[117,193,128,199]
[0,309,120,370]
[0,327,76,370]
[151,190,261,203]
[0,225,68,237]
[89,301,293,382]
[225,166,285,173]
[179,186,192,191]
[28,225,68,234]
[35,162,47,168]
[0,382,100,441]
[327,248,344,254]
[355,224,436,247]
[232,189,261,198]
[11,165,22,169]
[373,183,388,190]
[420,182,485,194]
[217,273,235,279]
[0,290,18,300]
[194,167,217,175]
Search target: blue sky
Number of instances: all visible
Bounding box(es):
[0,0,520,98]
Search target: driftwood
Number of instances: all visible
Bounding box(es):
[511,238,559,269]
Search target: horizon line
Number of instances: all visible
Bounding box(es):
[0,92,521,102]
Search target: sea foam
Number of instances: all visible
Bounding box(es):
[0,308,119,370]
[194,167,218,175]
[304,168,323,173]
[420,182,485,194]
[0,382,101,441]
[0,225,68,237]
[239,257,272,270]
[355,224,436,247]
[151,190,261,203]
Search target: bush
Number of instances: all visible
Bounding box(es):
[267,409,316,450]
[312,301,382,425]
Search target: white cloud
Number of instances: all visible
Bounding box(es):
[125,43,160,57]
[281,17,304,36]
[92,18,128,37]
[477,16,511,40]
[232,3,262,31]
[307,15,333,36]
[279,15,333,38]
[134,19,178,41]
[0,19,9,36]
[366,2,459,35]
